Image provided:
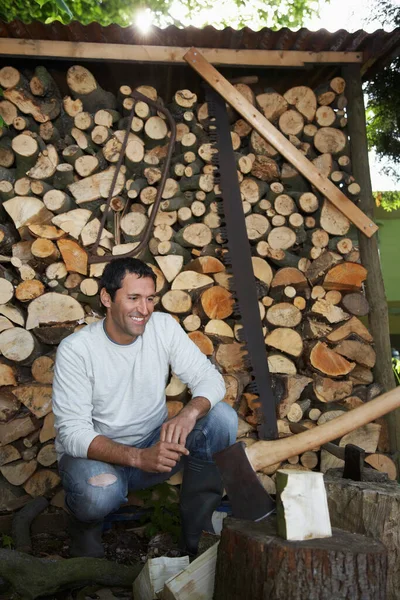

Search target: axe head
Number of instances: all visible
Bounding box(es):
[213,442,276,521]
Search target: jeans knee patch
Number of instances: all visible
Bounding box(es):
[87,473,118,487]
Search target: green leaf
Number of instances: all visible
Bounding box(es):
[54,0,73,18]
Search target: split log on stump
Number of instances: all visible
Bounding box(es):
[325,476,400,600]
[0,549,141,600]
[214,517,387,600]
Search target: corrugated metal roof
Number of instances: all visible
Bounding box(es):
[0,20,399,78]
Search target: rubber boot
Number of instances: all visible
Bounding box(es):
[180,456,224,556]
[68,514,105,558]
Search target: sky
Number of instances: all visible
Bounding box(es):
[304,0,399,191]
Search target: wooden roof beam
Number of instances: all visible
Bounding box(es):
[0,38,363,67]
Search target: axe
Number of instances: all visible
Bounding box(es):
[214,386,400,520]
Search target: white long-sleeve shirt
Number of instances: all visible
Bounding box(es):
[52,312,226,459]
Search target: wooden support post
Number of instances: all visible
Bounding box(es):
[344,64,400,468]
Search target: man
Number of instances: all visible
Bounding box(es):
[52,257,238,558]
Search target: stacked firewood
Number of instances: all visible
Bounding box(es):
[0,64,395,512]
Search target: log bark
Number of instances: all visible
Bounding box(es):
[325,476,399,600]
[214,516,387,600]
[0,548,141,600]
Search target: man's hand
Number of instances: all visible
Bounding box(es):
[160,410,197,447]
[137,441,189,473]
[160,396,211,446]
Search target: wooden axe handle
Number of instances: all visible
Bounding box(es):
[247,386,400,471]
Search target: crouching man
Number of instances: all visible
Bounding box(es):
[52,257,238,558]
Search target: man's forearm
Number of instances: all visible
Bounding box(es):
[87,435,141,467]
[180,396,211,420]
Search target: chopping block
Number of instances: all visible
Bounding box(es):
[213,516,387,600]
[325,475,400,600]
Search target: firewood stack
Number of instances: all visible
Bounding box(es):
[0,64,395,512]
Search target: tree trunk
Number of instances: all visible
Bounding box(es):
[214,516,387,600]
[325,475,400,600]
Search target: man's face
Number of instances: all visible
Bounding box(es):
[101,272,156,344]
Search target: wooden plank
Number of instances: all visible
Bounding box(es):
[184,47,378,238]
[0,38,363,67]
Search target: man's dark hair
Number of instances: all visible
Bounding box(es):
[100,257,156,301]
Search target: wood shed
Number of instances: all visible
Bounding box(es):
[0,19,399,521]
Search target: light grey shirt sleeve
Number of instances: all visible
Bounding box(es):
[52,340,99,458]
[166,316,226,408]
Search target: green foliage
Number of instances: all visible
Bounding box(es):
[135,482,181,542]
[1,534,13,549]
[373,191,400,212]
[393,357,400,386]
[0,0,321,29]
[365,1,400,181]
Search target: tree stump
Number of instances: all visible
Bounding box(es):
[214,516,387,600]
[325,475,400,600]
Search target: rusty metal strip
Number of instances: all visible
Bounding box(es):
[206,86,278,441]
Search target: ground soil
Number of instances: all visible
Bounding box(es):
[0,514,182,600]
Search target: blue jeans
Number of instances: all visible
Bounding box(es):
[58,401,238,522]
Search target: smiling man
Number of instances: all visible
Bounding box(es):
[52,257,237,558]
